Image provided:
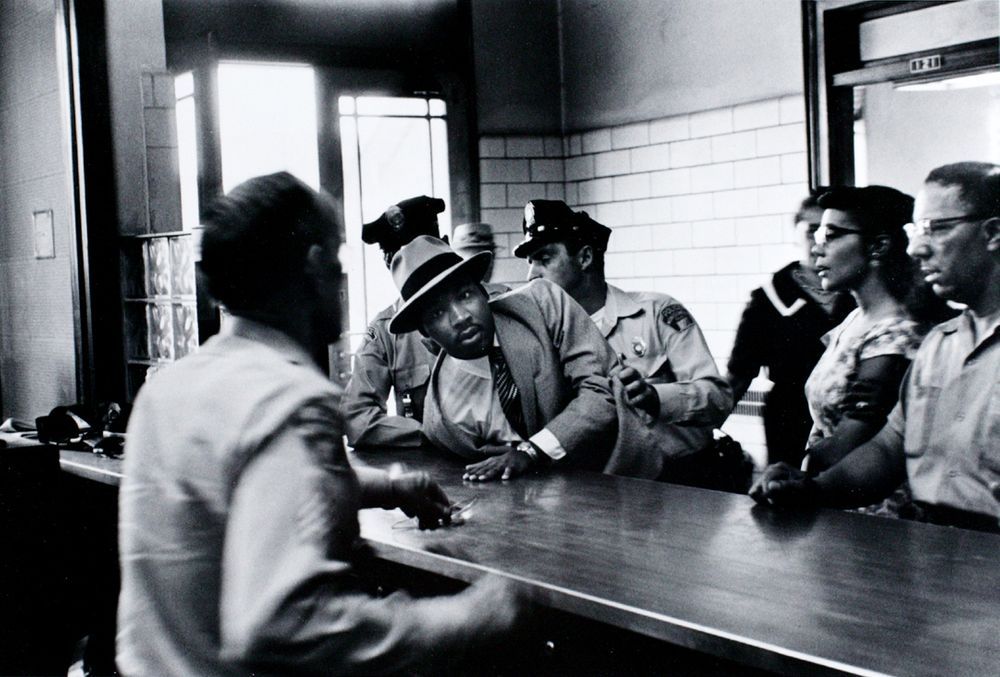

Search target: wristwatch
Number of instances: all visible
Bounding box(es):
[515,440,544,465]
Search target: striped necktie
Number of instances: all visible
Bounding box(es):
[488,346,527,438]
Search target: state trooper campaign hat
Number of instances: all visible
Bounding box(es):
[362,195,445,252]
[388,235,493,335]
[512,199,612,258]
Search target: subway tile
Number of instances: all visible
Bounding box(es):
[669,138,712,168]
[756,123,806,157]
[152,73,176,108]
[650,168,691,196]
[689,107,733,138]
[611,122,650,149]
[758,182,808,215]
[649,114,690,143]
[480,158,530,183]
[671,247,716,275]
[759,242,799,273]
[631,197,672,225]
[507,182,544,208]
[479,137,506,158]
[565,154,595,181]
[780,94,806,124]
[690,163,734,193]
[686,303,718,330]
[654,275,695,301]
[713,187,759,218]
[733,99,780,131]
[613,173,651,201]
[582,128,612,154]
[480,208,524,233]
[480,183,507,208]
[545,182,565,201]
[671,193,715,222]
[530,158,565,182]
[651,222,693,250]
[568,133,583,156]
[605,251,636,278]
[544,135,564,158]
[634,251,665,278]
[735,215,784,245]
[612,276,657,293]
[610,225,652,251]
[630,143,671,173]
[579,177,614,204]
[594,149,631,177]
[692,219,736,247]
[596,201,633,227]
[733,156,782,188]
[505,135,546,158]
[716,245,761,274]
[492,257,528,285]
[780,152,808,184]
[564,182,580,206]
[711,131,756,162]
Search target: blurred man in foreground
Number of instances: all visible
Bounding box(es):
[117,173,522,676]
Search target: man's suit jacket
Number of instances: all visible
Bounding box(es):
[423,279,618,468]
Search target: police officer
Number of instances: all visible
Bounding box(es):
[451,221,500,282]
[514,199,733,472]
[343,196,446,448]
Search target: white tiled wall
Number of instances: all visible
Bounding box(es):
[479,94,809,369]
[479,94,811,459]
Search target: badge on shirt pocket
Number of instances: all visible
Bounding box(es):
[630,337,647,358]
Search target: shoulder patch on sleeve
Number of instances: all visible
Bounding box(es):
[661,303,694,331]
[365,324,378,342]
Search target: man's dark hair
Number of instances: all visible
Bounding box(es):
[925,162,1000,218]
[199,172,340,313]
[794,191,824,225]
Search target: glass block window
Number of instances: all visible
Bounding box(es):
[122,233,199,398]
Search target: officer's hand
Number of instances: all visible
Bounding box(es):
[616,366,660,418]
[749,463,821,508]
[464,449,533,482]
[390,471,452,529]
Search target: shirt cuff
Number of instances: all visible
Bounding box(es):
[529,428,567,461]
[654,383,686,422]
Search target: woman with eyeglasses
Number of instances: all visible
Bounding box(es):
[802,186,955,492]
[726,194,855,468]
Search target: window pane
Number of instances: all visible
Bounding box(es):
[338,95,355,115]
[175,71,194,98]
[217,62,320,191]
[429,98,446,116]
[356,96,428,116]
[430,117,452,227]
[175,90,200,230]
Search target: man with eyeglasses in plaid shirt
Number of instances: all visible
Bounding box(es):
[751,162,1000,533]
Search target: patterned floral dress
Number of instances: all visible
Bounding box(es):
[803,308,925,517]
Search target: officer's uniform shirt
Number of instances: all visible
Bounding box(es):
[343,299,432,449]
[596,284,733,459]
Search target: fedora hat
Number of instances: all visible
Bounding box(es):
[388,235,492,334]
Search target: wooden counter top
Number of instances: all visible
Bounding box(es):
[352,447,1000,677]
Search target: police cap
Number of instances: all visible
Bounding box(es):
[361,195,445,251]
[512,199,611,258]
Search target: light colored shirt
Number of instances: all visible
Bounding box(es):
[435,349,566,460]
[804,308,923,447]
[881,308,1000,518]
[118,318,493,676]
[599,284,732,459]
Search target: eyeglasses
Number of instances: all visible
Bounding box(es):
[904,214,992,240]
[813,224,863,246]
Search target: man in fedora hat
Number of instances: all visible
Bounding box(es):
[388,235,618,481]
[118,174,523,676]
[344,197,506,450]
[452,222,500,282]
[514,200,733,481]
